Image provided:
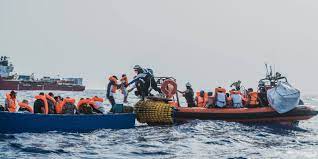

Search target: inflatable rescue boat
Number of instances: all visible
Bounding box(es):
[174,106,318,123]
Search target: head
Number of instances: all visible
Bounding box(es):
[48,92,54,97]
[22,99,29,104]
[133,65,142,74]
[39,92,45,96]
[226,93,230,97]
[10,90,16,98]
[80,98,84,100]
[122,74,127,78]
[248,88,254,93]
[200,90,205,97]
[186,82,192,88]
[208,92,213,97]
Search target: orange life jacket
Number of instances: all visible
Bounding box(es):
[45,94,57,105]
[248,92,259,106]
[18,102,33,113]
[77,99,92,109]
[56,98,76,114]
[92,96,104,102]
[109,76,118,93]
[35,95,49,114]
[196,92,208,107]
[5,93,17,113]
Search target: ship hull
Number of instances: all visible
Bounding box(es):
[0,78,85,91]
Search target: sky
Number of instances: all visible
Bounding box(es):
[1,0,318,93]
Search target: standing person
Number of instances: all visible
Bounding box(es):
[120,74,129,103]
[127,65,162,99]
[106,75,119,106]
[5,91,17,112]
[179,82,196,107]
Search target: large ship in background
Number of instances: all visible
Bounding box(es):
[0,56,85,91]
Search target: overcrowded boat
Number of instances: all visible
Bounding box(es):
[1,64,317,133]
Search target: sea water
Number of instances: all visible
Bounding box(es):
[0,90,318,159]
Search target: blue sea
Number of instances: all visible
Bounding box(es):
[0,90,318,159]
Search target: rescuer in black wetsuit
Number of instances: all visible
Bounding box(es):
[127,65,162,99]
[179,82,195,107]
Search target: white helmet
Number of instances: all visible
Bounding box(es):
[186,82,192,87]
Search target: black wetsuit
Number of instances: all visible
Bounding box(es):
[34,99,45,114]
[128,69,161,98]
[184,87,195,107]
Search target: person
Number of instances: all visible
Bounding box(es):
[214,87,227,108]
[226,93,232,107]
[230,80,242,91]
[230,90,245,108]
[55,96,63,114]
[120,74,129,103]
[34,92,49,114]
[106,75,119,106]
[127,65,162,99]
[5,90,17,112]
[195,90,207,107]
[247,88,259,107]
[206,92,214,108]
[77,98,94,114]
[60,97,77,114]
[18,100,33,113]
[0,105,5,111]
[179,82,195,107]
[90,96,105,114]
[46,92,56,114]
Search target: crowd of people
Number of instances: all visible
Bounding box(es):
[180,83,261,108]
[1,65,267,115]
[2,90,106,114]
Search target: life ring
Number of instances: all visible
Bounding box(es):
[161,79,177,98]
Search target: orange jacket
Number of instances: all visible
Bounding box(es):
[35,95,49,114]
[248,92,259,106]
[196,92,208,107]
[5,93,17,113]
[18,102,33,113]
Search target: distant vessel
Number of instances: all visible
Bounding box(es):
[0,56,85,91]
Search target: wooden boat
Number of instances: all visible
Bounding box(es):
[0,112,135,133]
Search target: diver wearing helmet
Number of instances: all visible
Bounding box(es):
[127,65,162,99]
[179,82,195,107]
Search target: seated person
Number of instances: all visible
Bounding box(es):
[77,98,94,114]
[18,100,33,113]
[46,92,56,114]
[226,93,232,107]
[34,92,48,114]
[206,92,214,108]
[90,96,105,114]
[247,88,259,107]
[61,97,77,114]
[230,90,245,108]
[214,87,227,108]
[195,90,207,107]
[0,105,4,111]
